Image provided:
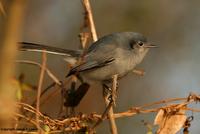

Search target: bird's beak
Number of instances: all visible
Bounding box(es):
[144,43,158,48]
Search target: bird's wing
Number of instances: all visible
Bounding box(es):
[67,57,115,77]
[19,42,82,57]
[67,35,118,77]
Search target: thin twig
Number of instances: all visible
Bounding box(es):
[79,33,90,49]
[82,0,98,42]
[92,99,113,130]
[92,94,200,119]
[13,93,200,133]
[16,102,44,118]
[39,84,60,106]
[16,60,61,85]
[34,77,72,109]
[93,75,119,133]
[107,75,118,134]
[112,75,118,106]
[139,97,187,109]
[132,69,145,76]
[82,1,119,133]
[36,52,47,132]
[14,113,39,128]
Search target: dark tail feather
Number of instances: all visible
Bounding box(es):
[19,42,82,57]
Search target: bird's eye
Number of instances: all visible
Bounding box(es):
[138,41,144,46]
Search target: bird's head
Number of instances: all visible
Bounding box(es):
[125,32,157,56]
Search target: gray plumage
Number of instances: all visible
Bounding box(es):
[20,32,156,83]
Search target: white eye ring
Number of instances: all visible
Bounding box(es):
[138,41,144,46]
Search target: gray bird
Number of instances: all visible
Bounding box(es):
[20,32,156,85]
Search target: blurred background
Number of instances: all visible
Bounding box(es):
[1,0,200,133]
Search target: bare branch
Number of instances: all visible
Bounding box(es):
[107,74,118,134]
[36,52,47,132]
[13,93,200,133]
[82,0,98,42]
[82,1,119,133]
[16,60,61,85]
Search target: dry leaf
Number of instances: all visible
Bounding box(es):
[154,109,187,134]
[154,109,165,125]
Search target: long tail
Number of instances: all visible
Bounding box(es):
[19,42,82,57]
